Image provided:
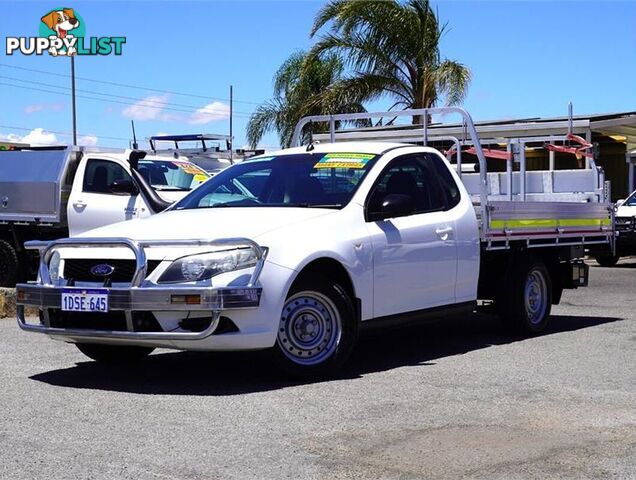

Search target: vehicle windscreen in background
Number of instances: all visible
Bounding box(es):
[138,160,209,191]
[172,152,379,210]
[624,191,636,206]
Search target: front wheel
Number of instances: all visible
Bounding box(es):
[75,343,155,364]
[498,257,552,334]
[271,278,358,377]
[594,254,620,267]
[0,239,19,287]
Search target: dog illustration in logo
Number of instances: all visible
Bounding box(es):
[41,8,80,56]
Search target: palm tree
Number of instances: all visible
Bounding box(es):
[310,0,471,124]
[247,51,367,148]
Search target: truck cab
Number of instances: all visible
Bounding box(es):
[0,146,209,285]
[67,152,208,236]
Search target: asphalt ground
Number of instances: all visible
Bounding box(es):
[0,259,634,479]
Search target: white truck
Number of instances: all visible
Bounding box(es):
[0,146,209,286]
[593,190,636,266]
[148,134,265,174]
[16,109,614,377]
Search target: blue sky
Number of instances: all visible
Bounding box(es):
[1,1,635,150]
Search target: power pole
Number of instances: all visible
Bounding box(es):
[229,85,233,162]
[71,55,77,146]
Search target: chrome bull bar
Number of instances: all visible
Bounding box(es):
[27,236,266,288]
[16,237,266,340]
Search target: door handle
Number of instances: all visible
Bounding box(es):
[73,200,86,208]
[435,226,453,240]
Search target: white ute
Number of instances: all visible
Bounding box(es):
[16,109,614,376]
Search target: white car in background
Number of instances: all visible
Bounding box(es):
[595,190,636,266]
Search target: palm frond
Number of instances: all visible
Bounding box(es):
[319,73,413,110]
[246,99,285,148]
[272,50,306,98]
[311,0,398,38]
[435,59,471,105]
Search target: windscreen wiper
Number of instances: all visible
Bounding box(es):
[288,203,342,209]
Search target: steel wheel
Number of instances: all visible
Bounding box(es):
[525,269,548,325]
[497,257,552,334]
[278,291,343,366]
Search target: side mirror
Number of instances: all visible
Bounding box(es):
[109,179,139,196]
[369,194,415,221]
[616,199,625,208]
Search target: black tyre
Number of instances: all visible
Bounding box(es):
[0,239,19,287]
[498,257,552,334]
[75,343,154,364]
[271,277,358,378]
[594,254,620,267]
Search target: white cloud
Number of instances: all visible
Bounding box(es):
[78,134,99,147]
[0,129,99,147]
[24,103,64,114]
[121,95,229,125]
[0,132,22,143]
[8,128,61,146]
[188,101,230,125]
[122,94,173,121]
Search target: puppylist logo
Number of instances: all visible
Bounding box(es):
[6,7,126,57]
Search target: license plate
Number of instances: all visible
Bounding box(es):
[61,289,109,313]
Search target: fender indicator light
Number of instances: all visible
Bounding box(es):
[171,295,201,305]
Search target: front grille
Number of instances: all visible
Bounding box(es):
[45,309,164,332]
[615,217,635,233]
[63,259,161,283]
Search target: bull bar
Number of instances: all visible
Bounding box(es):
[16,237,265,340]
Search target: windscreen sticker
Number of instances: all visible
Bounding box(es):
[172,161,206,175]
[314,152,375,169]
[193,174,208,183]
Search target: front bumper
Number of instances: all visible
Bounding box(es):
[17,284,261,312]
[615,216,636,251]
[16,236,265,341]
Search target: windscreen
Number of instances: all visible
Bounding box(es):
[172,152,379,210]
[138,160,209,191]
[624,190,636,206]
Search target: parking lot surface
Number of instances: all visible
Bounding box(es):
[0,260,634,479]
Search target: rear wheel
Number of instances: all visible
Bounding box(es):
[498,257,552,334]
[75,343,154,364]
[0,239,18,287]
[271,277,358,377]
[593,254,620,267]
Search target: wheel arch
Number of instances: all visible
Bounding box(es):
[289,256,360,320]
[479,246,563,305]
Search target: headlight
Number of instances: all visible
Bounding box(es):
[49,251,61,282]
[158,248,259,283]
